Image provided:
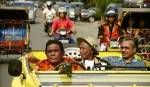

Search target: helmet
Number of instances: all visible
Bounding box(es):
[46,1,52,8]
[106,10,116,17]
[58,7,67,13]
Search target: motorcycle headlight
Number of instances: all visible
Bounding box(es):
[59,30,67,35]
[29,14,33,18]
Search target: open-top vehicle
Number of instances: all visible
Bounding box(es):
[0,6,31,54]
[8,46,150,87]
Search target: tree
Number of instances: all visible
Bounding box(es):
[88,0,123,22]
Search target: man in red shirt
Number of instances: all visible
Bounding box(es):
[50,7,76,44]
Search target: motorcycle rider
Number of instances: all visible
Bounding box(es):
[50,7,76,44]
[98,9,123,51]
[43,2,56,33]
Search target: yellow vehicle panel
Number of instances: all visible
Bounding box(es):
[10,51,150,87]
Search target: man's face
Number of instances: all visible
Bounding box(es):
[120,41,136,59]
[45,44,64,65]
[108,16,115,23]
[79,42,93,59]
[47,6,51,10]
[60,13,65,18]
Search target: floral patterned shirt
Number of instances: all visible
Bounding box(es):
[35,58,84,71]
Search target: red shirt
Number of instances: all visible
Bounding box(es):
[52,18,74,36]
[35,58,84,71]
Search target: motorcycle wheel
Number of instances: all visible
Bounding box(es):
[47,25,51,36]
[45,23,48,33]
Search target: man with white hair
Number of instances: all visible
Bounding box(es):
[98,9,123,51]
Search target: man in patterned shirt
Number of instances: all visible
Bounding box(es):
[29,40,84,71]
[102,37,146,70]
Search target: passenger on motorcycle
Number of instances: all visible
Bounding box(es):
[50,7,76,44]
[98,9,123,51]
[43,2,56,33]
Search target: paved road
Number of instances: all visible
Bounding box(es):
[0,8,100,87]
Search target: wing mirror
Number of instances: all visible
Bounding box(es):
[8,59,22,76]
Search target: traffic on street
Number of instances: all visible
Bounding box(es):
[0,0,150,87]
[0,6,98,87]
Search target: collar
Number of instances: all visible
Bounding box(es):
[81,57,99,65]
[118,58,137,63]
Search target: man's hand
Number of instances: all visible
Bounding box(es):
[28,57,40,63]
[71,26,76,35]
[72,30,77,35]
[49,32,53,36]
[99,35,103,39]
[104,43,109,46]
[49,28,54,36]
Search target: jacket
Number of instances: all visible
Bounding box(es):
[98,22,122,44]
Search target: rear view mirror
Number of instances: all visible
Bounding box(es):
[8,59,22,76]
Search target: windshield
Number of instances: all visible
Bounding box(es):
[86,7,96,12]
[58,3,67,7]
[12,2,34,7]
[87,7,93,12]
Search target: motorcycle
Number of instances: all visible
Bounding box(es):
[55,29,76,44]
[100,36,122,51]
[45,14,53,36]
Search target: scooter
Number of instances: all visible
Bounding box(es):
[55,29,75,44]
[100,36,121,51]
[45,14,53,36]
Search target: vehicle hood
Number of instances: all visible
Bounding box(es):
[81,10,88,13]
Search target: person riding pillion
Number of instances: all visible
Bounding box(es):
[43,2,56,32]
[98,9,123,51]
[50,7,76,44]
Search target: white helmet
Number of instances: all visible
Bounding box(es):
[106,10,116,16]
[58,7,67,13]
[46,1,53,7]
